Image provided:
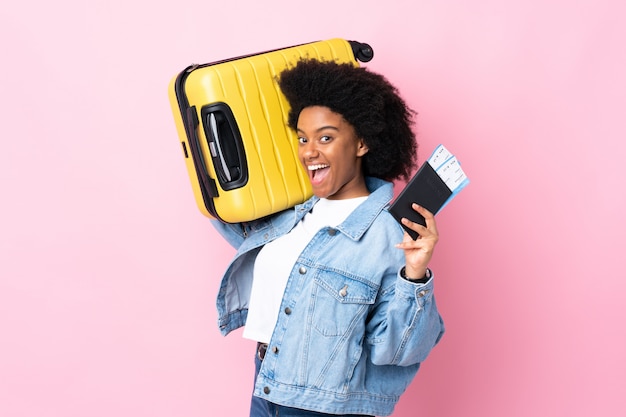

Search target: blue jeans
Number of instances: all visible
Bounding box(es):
[249,352,373,417]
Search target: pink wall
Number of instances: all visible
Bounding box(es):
[1,1,624,416]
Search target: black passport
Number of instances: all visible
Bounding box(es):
[389,162,453,240]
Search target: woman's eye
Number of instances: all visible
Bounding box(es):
[320,136,332,143]
[298,137,308,144]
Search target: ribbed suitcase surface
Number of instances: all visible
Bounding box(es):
[169,38,374,222]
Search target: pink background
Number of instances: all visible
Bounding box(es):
[1,1,624,416]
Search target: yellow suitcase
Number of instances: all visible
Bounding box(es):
[168,38,374,222]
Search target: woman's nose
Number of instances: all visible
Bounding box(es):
[301,141,318,159]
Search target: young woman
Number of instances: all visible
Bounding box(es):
[211,59,445,417]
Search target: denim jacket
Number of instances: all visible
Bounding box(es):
[212,177,445,416]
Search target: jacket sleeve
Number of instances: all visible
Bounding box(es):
[210,219,246,249]
[365,270,445,367]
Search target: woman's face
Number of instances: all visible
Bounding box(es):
[296,106,369,200]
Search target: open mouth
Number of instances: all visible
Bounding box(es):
[308,164,330,184]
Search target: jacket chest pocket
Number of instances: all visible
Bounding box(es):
[311,272,378,337]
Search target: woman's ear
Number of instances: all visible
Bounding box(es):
[357,139,369,157]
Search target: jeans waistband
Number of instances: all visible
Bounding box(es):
[257,342,268,360]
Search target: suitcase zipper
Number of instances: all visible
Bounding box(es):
[173,67,220,206]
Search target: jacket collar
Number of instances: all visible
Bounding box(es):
[294,177,393,241]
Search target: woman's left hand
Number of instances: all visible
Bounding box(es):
[395,204,439,280]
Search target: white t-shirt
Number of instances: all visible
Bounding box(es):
[243,197,367,343]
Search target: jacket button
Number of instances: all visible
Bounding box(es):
[272,346,279,354]
[284,307,292,315]
[417,290,428,298]
[299,266,307,274]
[263,386,270,394]
[339,284,348,297]
[328,228,337,236]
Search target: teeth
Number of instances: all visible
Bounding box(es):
[308,164,329,171]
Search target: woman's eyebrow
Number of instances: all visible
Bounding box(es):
[297,125,340,134]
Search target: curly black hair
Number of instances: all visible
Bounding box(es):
[277,59,417,181]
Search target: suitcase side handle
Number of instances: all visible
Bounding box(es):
[201,104,249,191]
